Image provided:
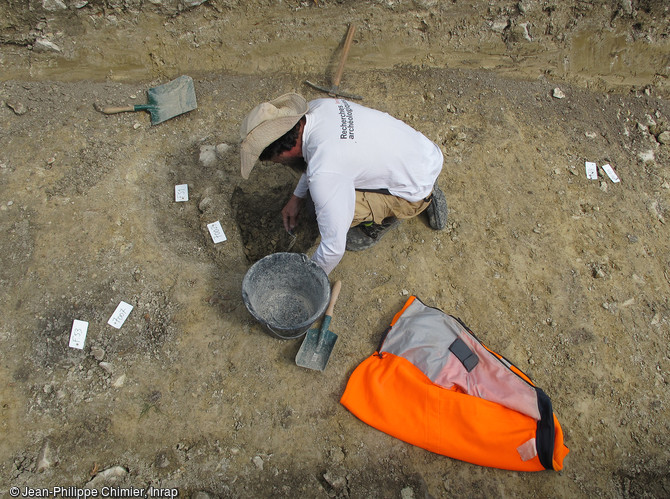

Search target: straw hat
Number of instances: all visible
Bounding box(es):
[239,93,308,179]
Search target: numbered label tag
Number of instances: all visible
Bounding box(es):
[207,221,227,244]
[601,164,620,183]
[108,301,133,329]
[175,184,189,202]
[585,161,598,180]
[69,320,89,349]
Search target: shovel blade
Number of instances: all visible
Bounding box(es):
[145,75,197,125]
[295,326,338,371]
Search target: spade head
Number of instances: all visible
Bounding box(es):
[295,315,338,371]
[143,75,198,125]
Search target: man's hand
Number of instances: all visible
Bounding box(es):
[282,195,304,232]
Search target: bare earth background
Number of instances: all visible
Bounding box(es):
[1,1,669,497]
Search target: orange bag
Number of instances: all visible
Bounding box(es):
[340,296,569,471]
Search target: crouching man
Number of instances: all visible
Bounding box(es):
[240,93,448,275]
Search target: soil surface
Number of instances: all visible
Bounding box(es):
[1,1,669,497]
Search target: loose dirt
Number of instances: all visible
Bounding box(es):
[1,1,669,497]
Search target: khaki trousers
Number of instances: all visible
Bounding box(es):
[351,191,431,226]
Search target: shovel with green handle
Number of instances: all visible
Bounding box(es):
[296,280,342,371]
[97,75,197,125]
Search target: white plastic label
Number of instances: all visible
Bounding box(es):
[601,164,620,183]
[175,184,189,202]
[69,320,89,349]
[207,221,227,244]
[585,161,598,180]
[108,301,133,329]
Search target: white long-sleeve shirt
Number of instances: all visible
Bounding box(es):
[294,98,443,274]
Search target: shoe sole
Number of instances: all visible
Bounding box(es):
[346,220,401,251]
[427,186,448,230]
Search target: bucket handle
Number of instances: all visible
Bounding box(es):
[265,322,306,341]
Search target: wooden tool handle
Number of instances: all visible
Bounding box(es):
[326,280,342,316]
[99,105,135,114]
[332,24,356,87]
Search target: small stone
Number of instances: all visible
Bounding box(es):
[199,145,218,167]
[552,88,566,99]
[401,289,409,296]
[323,471,346,490]
[401,487,416,499]
[512,22,532,42]
[644,114,656,127]
[198,197,213,213]
[36,439,55,472]
[638,150,655,163]
[154,451,170,468]
[215,143,231,158]
[491,19,509,32]
[657,131,670,144]
[99,361,113,373]
[91,346,105,361]
[6,101,27,115]
[86,466,128,487]
[33,38,62,53]
[329,447,345,465]
[252,455,263,470]
[111,373,126,387]
[42,0,67,10]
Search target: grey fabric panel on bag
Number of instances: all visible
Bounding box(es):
[380,299,461,380]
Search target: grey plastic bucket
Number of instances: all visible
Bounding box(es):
[242,252,331,340]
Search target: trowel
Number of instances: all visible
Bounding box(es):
[295,280,342,371]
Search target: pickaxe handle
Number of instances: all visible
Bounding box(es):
[332,24,356,90]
